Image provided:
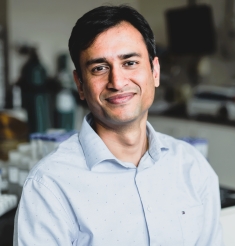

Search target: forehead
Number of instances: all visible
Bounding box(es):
[80,21,148,60]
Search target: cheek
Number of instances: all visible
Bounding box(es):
[142,78,156,102]
[83,82,103,102]
[138,72,156,93]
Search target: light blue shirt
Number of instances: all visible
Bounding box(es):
[14,114,223,246]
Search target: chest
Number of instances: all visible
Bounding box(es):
[59,166,204,246]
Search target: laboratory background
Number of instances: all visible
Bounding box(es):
[0,0,235,245]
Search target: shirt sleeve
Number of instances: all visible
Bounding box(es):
[13,178,76,246]
[196,162,224,246]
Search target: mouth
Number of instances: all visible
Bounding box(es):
[105,93,135,104]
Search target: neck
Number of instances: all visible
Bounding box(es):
[93,116,149,166]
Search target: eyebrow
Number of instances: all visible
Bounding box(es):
[86,58,107,67]
[118,52,142,59]
[85,52,142,67]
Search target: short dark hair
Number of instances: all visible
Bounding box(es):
[68,5,156,81]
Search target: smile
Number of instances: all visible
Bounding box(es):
[105,93,135,104]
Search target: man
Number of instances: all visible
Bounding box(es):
[14,5,223,245]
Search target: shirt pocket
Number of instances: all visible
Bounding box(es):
[178,205,204,246]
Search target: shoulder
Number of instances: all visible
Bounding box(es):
[27,133,88,184]
[155,131,218,183]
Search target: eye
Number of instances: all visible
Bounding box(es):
[91,65,109,74]
[123,61,139,67]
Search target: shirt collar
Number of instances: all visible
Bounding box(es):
[146,121,169,162]
[79,113,169,170]
[79,113,117,170]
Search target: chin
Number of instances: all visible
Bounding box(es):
[105,110,147,126]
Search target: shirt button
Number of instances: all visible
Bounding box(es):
[147,206,152,212]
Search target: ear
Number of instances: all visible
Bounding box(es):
[73,70,85,100]
[152,57,160,88]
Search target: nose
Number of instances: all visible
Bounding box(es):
[107,66,128,90]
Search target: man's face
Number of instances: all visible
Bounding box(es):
[74,21,160,128]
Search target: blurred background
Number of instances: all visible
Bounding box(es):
[1,0,235,245]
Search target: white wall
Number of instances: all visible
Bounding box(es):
[7,0,139,83]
